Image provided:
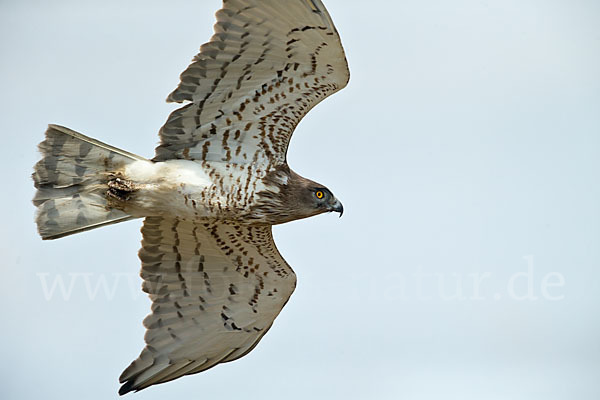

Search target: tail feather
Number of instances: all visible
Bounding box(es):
[33,124,145,240]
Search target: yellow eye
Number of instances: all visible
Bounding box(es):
[315,190,324,199]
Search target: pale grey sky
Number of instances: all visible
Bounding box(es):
[1,1,599,399]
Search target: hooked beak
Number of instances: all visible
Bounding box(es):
[330,199,344,218]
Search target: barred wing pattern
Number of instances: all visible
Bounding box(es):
[154,0,349,165]
[119,217,296,394]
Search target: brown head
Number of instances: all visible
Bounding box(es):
[249,165,343,225]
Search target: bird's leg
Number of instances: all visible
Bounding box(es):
[107,174,136,202]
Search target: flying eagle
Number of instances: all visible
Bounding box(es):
[32,0,348,395]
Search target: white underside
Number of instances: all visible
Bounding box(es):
[122,159,272,220]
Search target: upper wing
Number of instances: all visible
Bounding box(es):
[119,217,296,394]
[154,0,349,166]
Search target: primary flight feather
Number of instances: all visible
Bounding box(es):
[32,0,348,394]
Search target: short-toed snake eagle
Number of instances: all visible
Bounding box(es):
[32,0,348,394]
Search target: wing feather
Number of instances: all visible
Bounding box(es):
[154,0,349,165]
[119,217,296,394]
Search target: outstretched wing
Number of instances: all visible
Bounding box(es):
[154,0,349,166]
[119,217,296,394]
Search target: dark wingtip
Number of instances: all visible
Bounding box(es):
[118,381,137,396]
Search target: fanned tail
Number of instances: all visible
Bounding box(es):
[32,124,146,240]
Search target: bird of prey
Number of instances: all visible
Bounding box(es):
[32,0,348,395]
